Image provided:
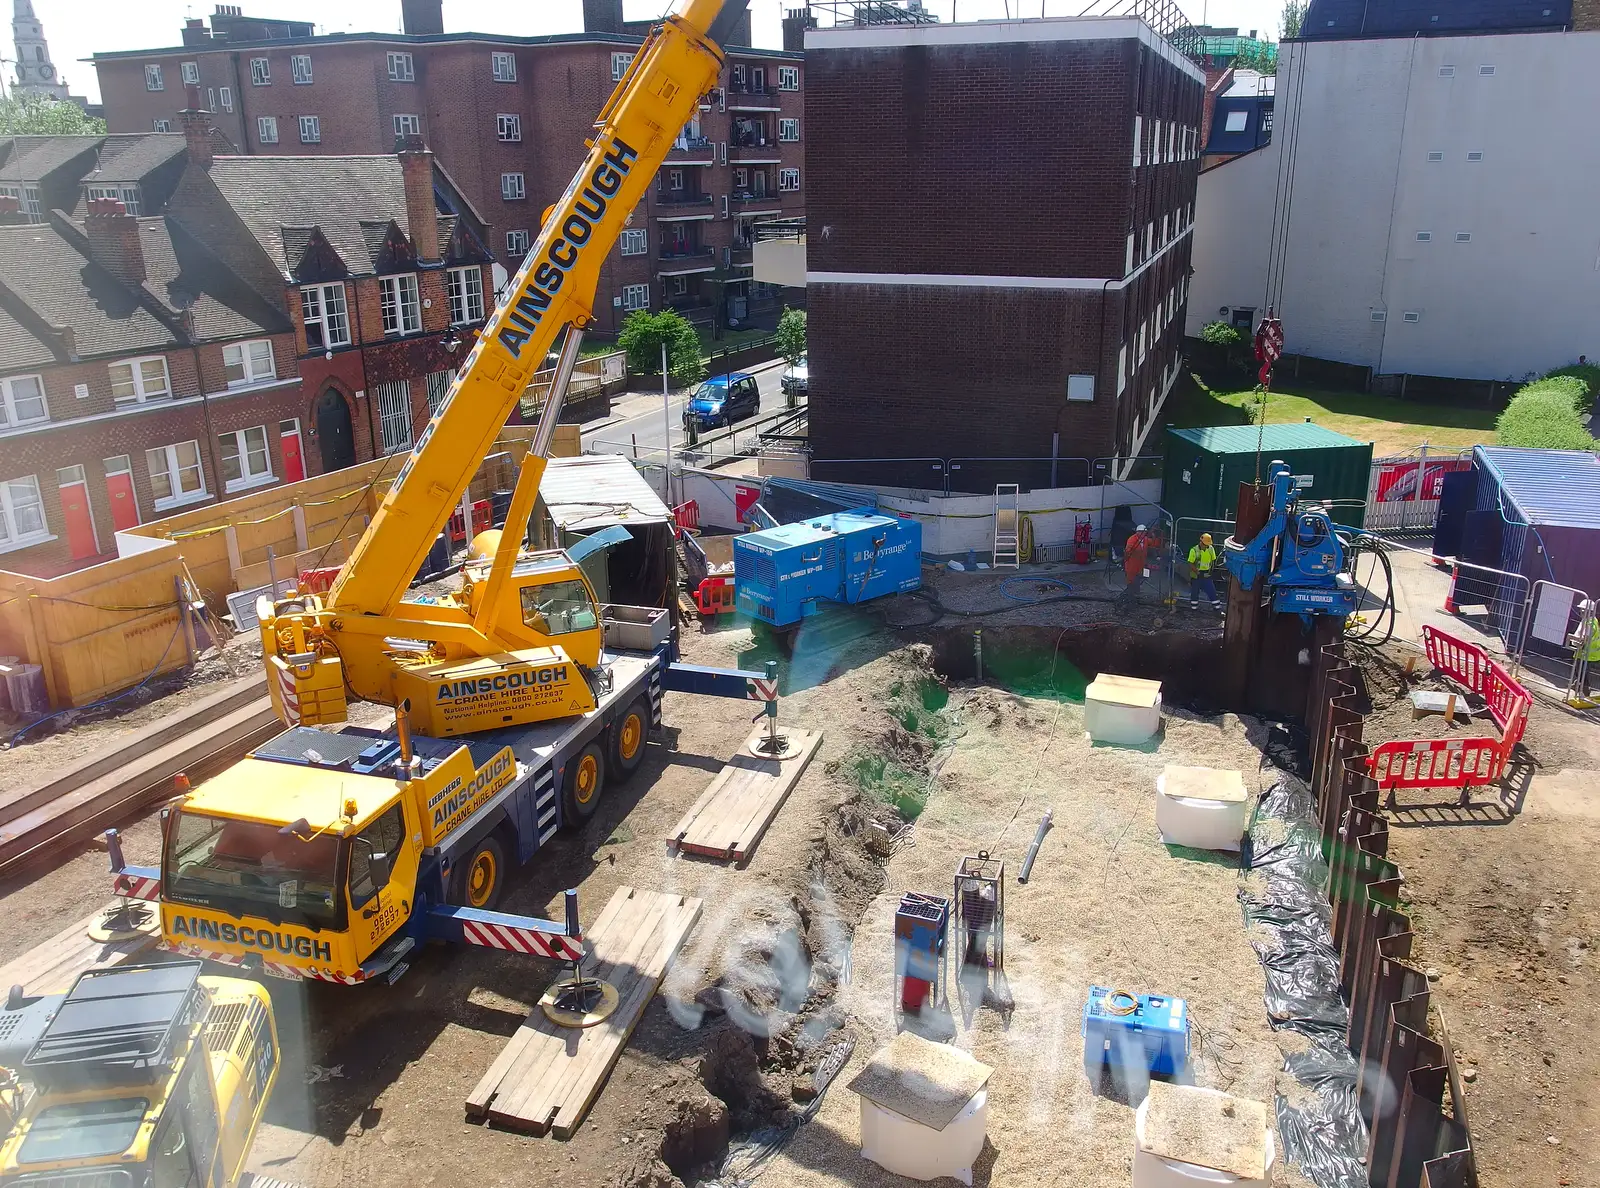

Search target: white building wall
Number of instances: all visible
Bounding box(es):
[1186,143,1278,336]
[1192,29,1600,382]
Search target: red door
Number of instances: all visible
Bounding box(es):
[104,467,140,532]
[280,420,306,483]
[59,481,98,560]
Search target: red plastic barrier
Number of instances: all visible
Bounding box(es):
[694,575,735,616]
[1482,658,1531,747]
[673,500,700,532]
[297,566,341,595]
[448,499,492,543]
[1367,736,1509,790]
[1422,625,1489,694]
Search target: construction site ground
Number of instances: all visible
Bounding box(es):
[0,569,1593,1188]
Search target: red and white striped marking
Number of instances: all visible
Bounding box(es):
[746,678,778,702]
[273,658,302,726]
[113,872,161,901]
[461,918,582,961]
[163,941,305,982]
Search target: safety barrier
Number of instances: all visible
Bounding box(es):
[296,566,341,596]
[1516,579,1594,692]
[447,499,492,544]
[1421,624,1489,692]
[1306,646,1475,1188]
[672,501,700,532]
[693,575,735,617]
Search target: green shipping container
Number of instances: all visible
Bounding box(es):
[1162,423,1373,556]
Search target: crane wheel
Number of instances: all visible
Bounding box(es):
[609,695,652,782]
[540,975,620,1028]
[562,743,606,826]
[454,834,506,911]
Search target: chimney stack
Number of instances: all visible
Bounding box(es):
[86,199,147,286]
[0,195,26,225]
[401,0,443,36]
[180,83,214,168]
[395,135,439,264]
[782,7,816,52]
[582,0,624,34]
[182,17,208,45]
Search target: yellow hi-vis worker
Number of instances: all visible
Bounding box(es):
[1578,607,1600,697]
[1188,533,1223,611]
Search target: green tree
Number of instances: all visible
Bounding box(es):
[618,309,706,386]
[0,93,106,136]
[774,306,807,365]
[1281,0,1307,39]
[1496,375,1596,450]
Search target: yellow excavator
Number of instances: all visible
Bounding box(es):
[110,0,782,989]
[0,961,281,1188]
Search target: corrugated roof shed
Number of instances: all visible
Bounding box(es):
[542,455,670,532]
[1476,446,1600,531]
[1168,423,1367,453]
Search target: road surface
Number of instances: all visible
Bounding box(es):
[579,358,791,460]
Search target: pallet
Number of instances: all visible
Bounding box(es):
[465,886,703,1137]
[668,727,822,864]
[0,693,282,878]
[0,900,160,995]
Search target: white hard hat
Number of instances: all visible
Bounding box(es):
[1136,524,1147,532]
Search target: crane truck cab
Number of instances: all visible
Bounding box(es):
[0,962,278,1188]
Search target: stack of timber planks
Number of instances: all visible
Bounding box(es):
[466,885,703,1137]
[669,726,822,863]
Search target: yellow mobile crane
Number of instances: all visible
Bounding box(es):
[0,962,280,1188]
[110,0,784,989]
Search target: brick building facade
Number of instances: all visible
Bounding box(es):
[804,17,1204,486]
[91,0,806,336]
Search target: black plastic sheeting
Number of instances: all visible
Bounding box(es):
[1241,773,1369,1188]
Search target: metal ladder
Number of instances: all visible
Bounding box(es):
[992,484,1020,568]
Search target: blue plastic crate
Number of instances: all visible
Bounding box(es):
[1081,985,1189,1077]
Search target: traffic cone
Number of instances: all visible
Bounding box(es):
[1443,564,1459,614]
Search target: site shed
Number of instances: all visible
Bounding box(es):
[1162,424,1373,553]
[539,455,674,608]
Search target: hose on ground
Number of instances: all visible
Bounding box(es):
[1342,534,1398,649]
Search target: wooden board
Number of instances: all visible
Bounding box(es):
[1086,672,1162,709]
[466,886,703,1137]
[1160,765,1248,804]
[668,727,821,864]
[0,900,160,995]
[1140,1082,1271,1180]
[846,1029,994,1131]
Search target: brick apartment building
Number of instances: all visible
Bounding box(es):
[0,108,495,576]
[804,15,1204,487]
[92,0,807,335]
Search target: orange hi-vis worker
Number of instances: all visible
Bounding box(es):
[1123,524,1158,600]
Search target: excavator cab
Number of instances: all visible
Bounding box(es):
[0,962,279,1188]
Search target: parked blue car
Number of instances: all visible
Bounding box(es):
[683,372,760,431]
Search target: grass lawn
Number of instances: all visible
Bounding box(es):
[698,325,775,355]
[1164,375,1498,456]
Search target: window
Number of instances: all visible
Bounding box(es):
[1261,109,1273,132]
[291,54,312,84]
[257,116,278,144]
[519,578,597,637]
[1223,109,1248,133]
[446,266,484,325]
[1479,64,1495,76]
[301,283,350,349]
[611,52,634,82]
[388,52,414,82]
[393,113,421,139]
[425,368,454,416]
[667,275,687,297]
[1426,150,1444,161]
[1067,375,1095,403]
[298,115,321,144]
[1415,231,1432,242]
[1370,310,1387,322]
[379,274,422,336]
[506,229,530,256]
[778,168,800,192]
[218,425,274,492]
[374,380,414,454]
[0,375,48,427]
[1116,346,1126,395]
[250,57,270,85]
[497,113,521,142]
[207,86,216,110]
[108,357,171,404]
[146,441,206,508]
[621,283,650,311]
[492,51,516,82]
[1438,65,1456,77]
[152,119,173,133]
[779,117,799,142]
[731,63,746,90]
[620,228,648,256]
[222,340,276,387]
[219,86,233,111]
[501,172,526,200]
[1455,231,1472,242]
[1403,311,1421,323]
[181,61,200,85]
[1132,117,1141,166]
[144,64,164,91]
[0,475,48,547]
[751,66,766,92]
[1467,151,1484,161]
[778,65,799,91]
[348,804,406,906]
[669,168,685,191]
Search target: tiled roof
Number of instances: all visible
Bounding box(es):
[1300,0,1570,39]
[0,135,102,184]
[206,155,417,277]
[140,219,292,341]
[0,301,56,375]
[84,134,187,184]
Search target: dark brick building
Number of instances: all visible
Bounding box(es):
[804,16,1204,486]
[91,0,806,335]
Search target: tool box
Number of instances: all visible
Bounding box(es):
[894,892,949,1012]
[1082,985,1189,1077]
[733,508,922,631]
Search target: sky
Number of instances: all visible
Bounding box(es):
[22,0,1289,106]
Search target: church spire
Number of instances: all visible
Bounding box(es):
[13,0,70,100]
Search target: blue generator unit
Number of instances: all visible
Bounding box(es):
[1082,985,1190,1078]
[733,508,922,631]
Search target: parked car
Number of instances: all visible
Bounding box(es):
[683,372,760,431]
[781,354,808,397]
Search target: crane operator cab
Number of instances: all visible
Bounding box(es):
[0,961,279,1188]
